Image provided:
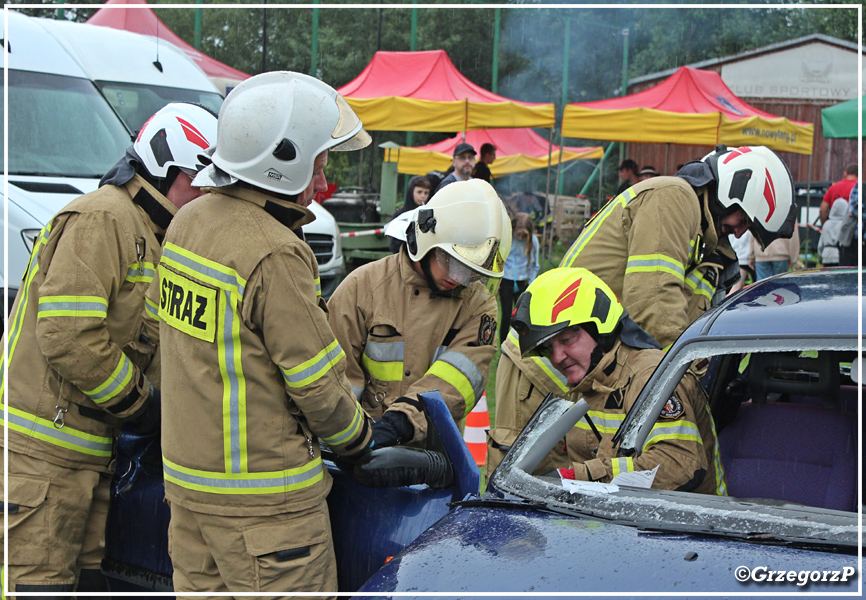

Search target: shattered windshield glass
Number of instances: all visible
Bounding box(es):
[490,337,861,551]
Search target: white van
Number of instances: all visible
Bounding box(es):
[3,12,344,316]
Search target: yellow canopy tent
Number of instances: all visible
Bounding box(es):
[337,50,556,131]
[563,66,813,155]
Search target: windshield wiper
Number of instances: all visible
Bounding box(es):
[449,496,548,511]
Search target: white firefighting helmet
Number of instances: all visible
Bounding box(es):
[702,145,796,247]
[206,71,371,195]
[133,102,218,179]
[405,179,512,294]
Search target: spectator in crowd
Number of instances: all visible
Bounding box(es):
[839,183,862,267]
[820,163,858,225]
[750,226,801,279]
[499,213,539,347]
[437,142,476,189]
[727,231,754,294]
[818,190,849,267]
[472,143,497,183]
[389,175,432,253]
[639,165,660,180]
[615,159,640,194]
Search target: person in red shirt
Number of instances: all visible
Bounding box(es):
[820,163,858,225]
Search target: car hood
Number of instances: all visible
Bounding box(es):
[356,504,858,595]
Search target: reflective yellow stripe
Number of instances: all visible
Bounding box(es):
[575,410,625,434]
[361,355,404,382]
[2,235,45,397]
[704,403,727,496]
[83,353,134,404]
[163,455,324,495]
[160,245,249,475]
[738,353,751,373]
[685,270,715,300]
[611,456,634,477]
[625,254,686,281]
[2,403,113,457]
[144,296,159,320]
[321,403,364,446]
[560,189,633,268]
[427,360,477,416]
[642,419,703,452]
[37,295,108,318]
[281,340,345,388]
[361,340,404,382]
[125,261,156,284]
[162,242,247,294]
[314,277,321,297]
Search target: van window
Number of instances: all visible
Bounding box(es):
[97,82,223,135]
[7,70,131,178]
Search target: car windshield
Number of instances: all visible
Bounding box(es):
[96,81,223,136]
[490,339,861,552]
[5,69,133,178]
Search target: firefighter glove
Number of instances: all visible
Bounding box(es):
[371,409,413,448]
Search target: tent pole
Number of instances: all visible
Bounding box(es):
[548,131,566,266]
[665,143,670,175]
[540,128,556,268]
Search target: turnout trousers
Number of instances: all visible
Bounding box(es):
[3,451,110,594]
[168,500,337,600]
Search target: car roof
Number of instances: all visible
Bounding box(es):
[680,268,860,342]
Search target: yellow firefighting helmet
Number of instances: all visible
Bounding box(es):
[511,268,626,357]
[405,179,512,295]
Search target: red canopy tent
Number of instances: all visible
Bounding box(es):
[86,0,250,96]
[338,50,555,131]
[390,128,602,176]
[562,66,813,157]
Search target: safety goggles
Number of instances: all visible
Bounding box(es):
[434,248,502,296]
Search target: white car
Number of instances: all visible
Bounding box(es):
[3,11,344,321]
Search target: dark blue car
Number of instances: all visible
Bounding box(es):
[103,268,862,596]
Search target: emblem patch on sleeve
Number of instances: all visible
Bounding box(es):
[660,393,685,420]
[478,315,497,346]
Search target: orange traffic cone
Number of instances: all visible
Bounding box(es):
[463,393,489,466]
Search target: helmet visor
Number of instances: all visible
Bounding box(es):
[434,248,501,296]
[451,237,505,277]
[331,94,372,151]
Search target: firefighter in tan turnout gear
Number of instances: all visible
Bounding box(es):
[1,103,217,596]
[151,72,377,597]
[511,268,726,494]
[487,145,796,474]
[329,179,511,445]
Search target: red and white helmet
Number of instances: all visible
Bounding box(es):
[702,145,796,246]
[133,102,218,179]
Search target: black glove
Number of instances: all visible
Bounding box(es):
[371,410,414,448]
[354,446,453,489]
[127,384,161,436]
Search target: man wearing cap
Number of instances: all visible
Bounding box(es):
[639,165,660,180]
[437,142,477,190]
